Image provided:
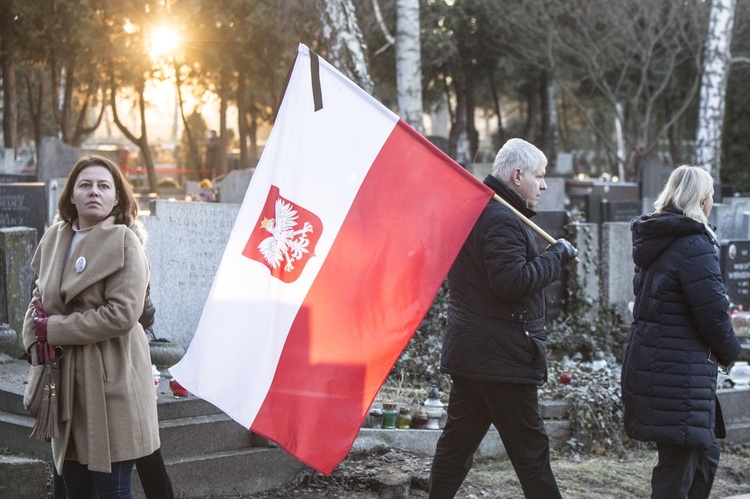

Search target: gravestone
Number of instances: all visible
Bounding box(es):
[0,183,46,242]
[536,178,566,212]
[640,159,669,198]
[0,227,37,357]
[141,200,240,349]
[601,200,642,223]
[555,153,574,175]
[720,241,750,310]
[37,138,79,183]
[601,222,634,319]
[532,210,570,321]
[570,223,600,321]
[712,198,750,242]
[217,169,255,204]
[47,178,67,226]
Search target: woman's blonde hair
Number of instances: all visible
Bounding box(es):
[653,165,714,225]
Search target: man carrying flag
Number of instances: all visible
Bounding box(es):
[169,44,494,475]
[428,138,577,499]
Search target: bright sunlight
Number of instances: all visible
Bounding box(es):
[148,25,180,59]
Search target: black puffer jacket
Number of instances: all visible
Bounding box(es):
[440,175,566,385]
[621,207,741,449]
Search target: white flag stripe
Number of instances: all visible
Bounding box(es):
[170,45,398,427]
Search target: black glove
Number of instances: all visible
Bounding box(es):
[547,238,578,265]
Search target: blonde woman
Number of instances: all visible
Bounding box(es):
[622,165,741,498]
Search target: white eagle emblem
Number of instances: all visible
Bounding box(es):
[257,198,314,272]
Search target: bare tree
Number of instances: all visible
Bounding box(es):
[507,0,708,177]
[695,0,737,179]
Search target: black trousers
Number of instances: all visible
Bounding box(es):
[428,377,562,499]
[651,438,720,499]
[53,448,174,499]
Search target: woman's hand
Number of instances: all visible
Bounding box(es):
[32,299,48,343]
[32,299,53,364]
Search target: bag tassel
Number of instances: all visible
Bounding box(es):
[29,370,61,441]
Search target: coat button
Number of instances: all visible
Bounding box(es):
[525,331,529,336]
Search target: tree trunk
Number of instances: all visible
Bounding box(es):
[174,64,202,180]
[522,84,537,143]
[1,4,18,152]
[237,69,248,170]
[110,75,157,194]
[695,0,736,180]
[24,71,43,163]
[219,68,228,176]
[316,0,373,93]
[395,0,424,133]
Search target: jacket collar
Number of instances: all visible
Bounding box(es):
[484,174,537,218]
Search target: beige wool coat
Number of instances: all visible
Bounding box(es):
[22,216,160,474]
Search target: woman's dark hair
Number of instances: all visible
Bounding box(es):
[58,155,139,226]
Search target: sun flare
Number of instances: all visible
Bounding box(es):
[149,26,180,59]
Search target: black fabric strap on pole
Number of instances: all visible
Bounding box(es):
[309,49,323,112]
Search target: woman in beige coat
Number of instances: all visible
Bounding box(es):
[23,155,159,498]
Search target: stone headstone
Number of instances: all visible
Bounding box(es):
[0,183,46,242]
[570,222,600,320]
[532,210,570,321]
[468,162,492,180]
[217,169,255,204]
[0,227,37,357]
[37,138,79,183]
[141,200,240,350]
[555,152,574,175]
[640,159,669,198]
[712,198,750,242]
[537,178,566,212]
[601,222,634,319]
[47,178,67,226]
[601,200,642,223]
[720,241,750,310]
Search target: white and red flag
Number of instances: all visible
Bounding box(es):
[170,44,492,475]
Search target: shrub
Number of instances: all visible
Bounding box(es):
[542,359,631,457]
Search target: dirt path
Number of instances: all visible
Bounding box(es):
[252,444,750,498]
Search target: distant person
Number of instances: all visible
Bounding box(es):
[622,165,742,498]
[198,178,215,202]
[428,138,577,498]
[22,155,160,497]
[205,130,219,179]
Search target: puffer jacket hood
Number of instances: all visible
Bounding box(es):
[631,206,713,269]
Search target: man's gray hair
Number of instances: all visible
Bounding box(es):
[491,138,547,183]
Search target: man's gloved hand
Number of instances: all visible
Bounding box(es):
[547,238,578,265]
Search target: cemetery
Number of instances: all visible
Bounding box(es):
[2,142,750,497]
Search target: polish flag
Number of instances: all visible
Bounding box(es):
[170,44,493,475]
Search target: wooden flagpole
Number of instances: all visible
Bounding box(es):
[493,194,580,264]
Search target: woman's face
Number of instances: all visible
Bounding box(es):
[71,165,118,229]
[701,188,714,218]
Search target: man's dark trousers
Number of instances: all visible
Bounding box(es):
[428,377,562,498]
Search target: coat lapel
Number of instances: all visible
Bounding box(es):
[60,218,126,306]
